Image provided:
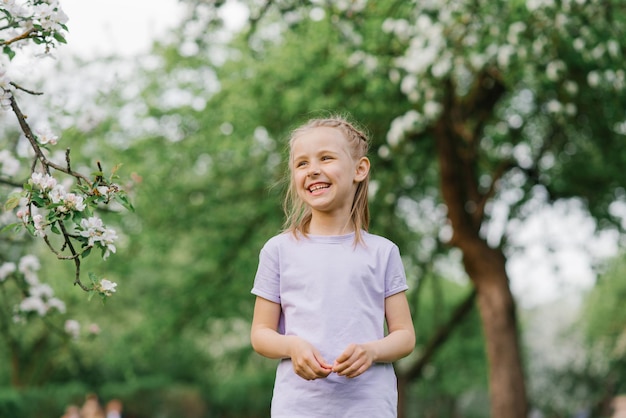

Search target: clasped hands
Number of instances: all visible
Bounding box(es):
[288,337,374,381]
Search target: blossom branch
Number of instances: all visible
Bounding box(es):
[8,93,91,185]
[0,28,36,46]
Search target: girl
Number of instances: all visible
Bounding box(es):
[251,116,415,417]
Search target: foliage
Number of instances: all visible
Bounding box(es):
[583,254,626,395]
[0,1,135,409]
[2,0,626,416]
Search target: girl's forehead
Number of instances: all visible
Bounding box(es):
[291,127,348,151]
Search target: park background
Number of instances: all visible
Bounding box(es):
[1,0,625,417]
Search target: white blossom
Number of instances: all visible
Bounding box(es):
[64,319,80,339]
[35,127,59,145]
[1,0,29,19]
[423,101,442,119]
[29,283,54,299]
[18,255,40,275]
[32,214,46,237]
[431,55,452,78]
[387,110,424,147]
[607,40,620,58]
[99,279,118,295]
[564,80,579,96]
[32,0,68,32]
[30,172,58,191]
[507,22,527,45]
[587,71,601,87]
[546,60,566,81]
[62,192,86,212]
[96,186,110,197]
[546,99,563,113]
[497,44,516,69]
[400,74,418,96]
[19,296,47,316]
[572,38,585,52]
[0,262,16,282]
[48,184,66,204]
[79,216,118,258]
[47,297,66,314]
[591,44,606,60]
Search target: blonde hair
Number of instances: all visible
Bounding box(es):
[283,115,370,243]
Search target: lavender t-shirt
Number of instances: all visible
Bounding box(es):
[251,230,409,418]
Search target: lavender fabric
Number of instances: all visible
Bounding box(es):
[252,231,409,418]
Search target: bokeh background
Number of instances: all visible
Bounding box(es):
[1,1,625,417]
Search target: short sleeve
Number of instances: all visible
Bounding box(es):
[251,241,281,304]
[384,244,409,298]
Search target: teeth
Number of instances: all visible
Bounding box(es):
[309,184,329,192]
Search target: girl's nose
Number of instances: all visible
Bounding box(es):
[308,165,320,176]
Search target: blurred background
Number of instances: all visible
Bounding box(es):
[1,0,625,417]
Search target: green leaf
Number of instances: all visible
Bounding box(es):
[25,223,35,236]
[50,223,60,234]
[81,247,92,258]
[114,193,135,212]
[0,222,22,233]
[3,194,21,211]
[53,32,67,44]
[2,45,15,60]
[30,195,46,207]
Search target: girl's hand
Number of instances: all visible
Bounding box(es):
[288,337,333,380]
[332,343,375,378]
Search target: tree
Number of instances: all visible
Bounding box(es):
[1,0,133,397]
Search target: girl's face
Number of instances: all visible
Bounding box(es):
[290,127,369,220]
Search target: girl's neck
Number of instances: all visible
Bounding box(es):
[308,213,354,236]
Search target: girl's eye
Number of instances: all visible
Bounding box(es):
[296,161,307,167]
[321,155,332,161]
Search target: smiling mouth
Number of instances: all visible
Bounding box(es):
[308,183,330,193]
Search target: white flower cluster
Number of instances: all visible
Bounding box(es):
[30,171,58,191]
[20,170,119,255]
[31,0,68,32]
[1,254,105,338]
[35,126,59,145]
[28,171,87,218]
[0,255,66,317]
[1,0,29,19]
[1,0,68,32]
[98,278,117,295]
[79,217,118,260]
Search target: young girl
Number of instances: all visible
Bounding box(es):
[251,116,415,417]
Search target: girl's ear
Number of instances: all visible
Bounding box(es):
[354,157,370,182]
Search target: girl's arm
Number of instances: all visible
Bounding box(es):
[332,291,415,378]
[250,296,333,380]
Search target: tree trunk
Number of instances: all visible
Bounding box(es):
[397,375,408,418]
[463,241,528,417]
[432,75,529,417]
[397,290,476,418]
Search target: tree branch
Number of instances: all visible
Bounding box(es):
[8,93,91,185]
[401,288,477,382]
[1,28,35,46]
